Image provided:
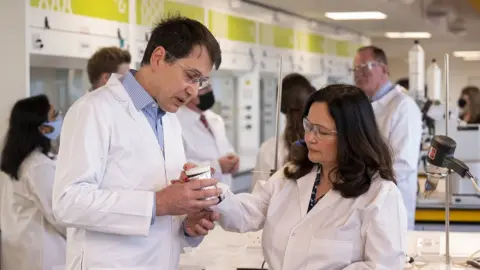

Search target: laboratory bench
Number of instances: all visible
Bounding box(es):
[178,227,480,269]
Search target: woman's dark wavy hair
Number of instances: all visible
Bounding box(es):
[1,94,51,180]
[283,84,395,198]
[281,73,315,161]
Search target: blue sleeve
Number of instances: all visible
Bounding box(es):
[182,218,204,247]
[151,194,156,225]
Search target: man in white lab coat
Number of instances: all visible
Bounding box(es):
[52,15,223,270]
[354,45,422,230]
[177,85,239,186]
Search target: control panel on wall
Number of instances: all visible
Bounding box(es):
[211,76,238,151]
[260,76,277,143]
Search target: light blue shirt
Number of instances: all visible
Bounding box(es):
[122,70,165,226]
[371,81,394,102]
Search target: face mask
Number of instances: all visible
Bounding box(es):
[458,98,467,108]
[197,91,215,111]
[41,115,63,140]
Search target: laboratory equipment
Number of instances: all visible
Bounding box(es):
[211,75,238,152]
[259,76,278,142]
[426,58,442,101]
[408,40,425,103]
[273,57,283,173]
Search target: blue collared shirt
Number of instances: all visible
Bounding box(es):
[122,69,165,225]
[371,81,394,102]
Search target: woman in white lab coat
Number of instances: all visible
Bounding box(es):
[212,84,407,270]
[251,73,315,191]
[0,94,66,270]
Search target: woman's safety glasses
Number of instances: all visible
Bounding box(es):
[303,118,337,139]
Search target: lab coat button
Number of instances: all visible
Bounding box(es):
[292,232,296,236]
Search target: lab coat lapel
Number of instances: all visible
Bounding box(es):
[107,76,163,158]
[296,167,339,222]
[372,85,400,110]
[297,169,318,218]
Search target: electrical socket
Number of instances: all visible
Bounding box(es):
[416,236,442,256]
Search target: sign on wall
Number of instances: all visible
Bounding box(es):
[136,0,204,26]
[31,0,129,23]
[259,23,294,49]
[208,10,256,44]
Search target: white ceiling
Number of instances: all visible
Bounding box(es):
[245,0,480,60]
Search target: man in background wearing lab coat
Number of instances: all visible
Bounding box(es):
[177,85,239,186]
[52,15,223,270]
[354,46,422,230]
[86,46,131,91]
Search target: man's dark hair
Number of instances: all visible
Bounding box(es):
[358,45,388,66]
[141,14,222,70]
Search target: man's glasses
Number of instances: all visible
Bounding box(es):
[165,51,210,90]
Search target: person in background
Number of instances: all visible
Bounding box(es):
[87,46,131,91]
[251,73,314,191]
[395,77,409,90]
[52,15,223,270]
[354,45,422,230]
[176,85,239,186]
[0,94,66,270]
[209,84,407,269]
[458,86,480,123]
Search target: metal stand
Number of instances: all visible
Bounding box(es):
[444,53,451,265]
[273,57,283,172]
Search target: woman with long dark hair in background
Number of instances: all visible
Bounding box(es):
[251,73,315,191]
[0,94,66,270]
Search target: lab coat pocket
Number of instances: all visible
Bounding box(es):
[306,238,353,270]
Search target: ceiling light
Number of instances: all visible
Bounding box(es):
[384,32,431,38]
[463,56,480,61]
[453,51,480,58]
[324,12,387,20]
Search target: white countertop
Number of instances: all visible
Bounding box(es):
[179,227,480,269]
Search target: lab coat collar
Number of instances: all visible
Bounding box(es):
[177,106,202,123]
[296,165,339,219]
[106,74,163,157]
[371,84,403,109]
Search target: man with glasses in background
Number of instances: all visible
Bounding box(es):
[52,15,224,270]
[353,46,422,230]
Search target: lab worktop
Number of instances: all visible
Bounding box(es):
[179,227,480,270]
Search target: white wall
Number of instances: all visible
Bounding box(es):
[388,57,480,104]
[0,1,28,141]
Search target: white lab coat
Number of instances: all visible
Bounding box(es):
[372,85,422,230]
[1,151,66,270]
[52,74,199,270]
[176,106,236,186]
[251,135,287,191]
[212,167,407,270]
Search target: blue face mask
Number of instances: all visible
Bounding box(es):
[42,115,63,140]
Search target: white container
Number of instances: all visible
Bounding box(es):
[408,40,425,101]
[427,58,442,101]
[185,166,216,200]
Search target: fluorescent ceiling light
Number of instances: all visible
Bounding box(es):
[325,12,387,20]
[453,51,480,58]
[384,32,431,38]
[463,56,480,61]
